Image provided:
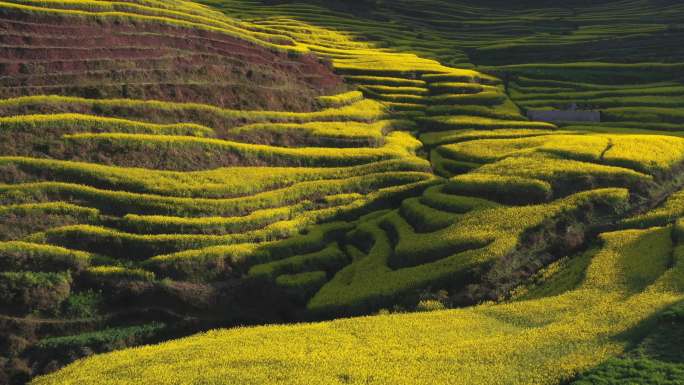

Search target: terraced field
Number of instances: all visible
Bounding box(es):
[0,0,683,384]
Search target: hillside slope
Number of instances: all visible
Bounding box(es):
[0,0,433,382]
[32,225,684,385]
[1,0,684,384]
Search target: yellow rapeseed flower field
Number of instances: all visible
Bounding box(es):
[32,226,684,385]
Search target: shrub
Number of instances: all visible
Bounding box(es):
[143,244,264,282]
[0,201,101,241]
[61,290,103,319]
[0,241,91,272]
[415,299,446,312]
[0,271,71,314]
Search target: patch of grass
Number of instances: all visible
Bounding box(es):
[35,322,165,353]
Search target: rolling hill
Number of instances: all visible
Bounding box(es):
[0,0,683,384]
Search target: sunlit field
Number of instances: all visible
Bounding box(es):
[1,0,683,384]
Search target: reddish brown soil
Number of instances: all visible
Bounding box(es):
[0,11,344,110]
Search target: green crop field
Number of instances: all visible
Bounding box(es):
[0,0,683,384]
